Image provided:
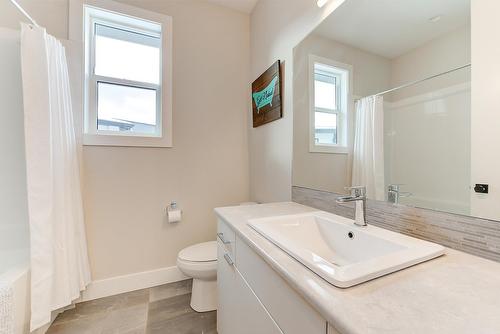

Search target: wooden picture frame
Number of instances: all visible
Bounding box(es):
[251,60,282,127]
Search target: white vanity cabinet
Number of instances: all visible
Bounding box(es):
[217,219,339,334]
[217,239,283,334]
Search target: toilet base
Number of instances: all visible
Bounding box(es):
[190,278,217,312]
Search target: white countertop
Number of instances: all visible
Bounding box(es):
[214,202,500,334]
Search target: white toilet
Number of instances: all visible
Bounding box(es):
[177,241,217,312]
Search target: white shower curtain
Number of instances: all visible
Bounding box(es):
[20,24,91,331]
[352,95,385,201]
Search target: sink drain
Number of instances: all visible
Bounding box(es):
[348,231,355,239]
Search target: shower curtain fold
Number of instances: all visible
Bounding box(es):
[20,23,91,331]
[352,95,385,201]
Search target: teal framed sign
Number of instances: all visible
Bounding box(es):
[252,60,282,127]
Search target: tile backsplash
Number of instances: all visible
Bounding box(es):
[292,186,500,263]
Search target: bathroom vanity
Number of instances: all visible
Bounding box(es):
[216,208,330,334]
[215,203,500,334]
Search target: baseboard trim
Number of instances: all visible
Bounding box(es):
[81,266,188,302]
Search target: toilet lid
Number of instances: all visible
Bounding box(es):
[179,241,217,262]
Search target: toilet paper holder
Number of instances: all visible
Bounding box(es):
[166,201,182,223]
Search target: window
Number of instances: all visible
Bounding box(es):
[309,55,351,154]
[83,2,172,147]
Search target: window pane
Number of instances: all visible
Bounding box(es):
[95,24,160,84]
[315,112,337,145]
[314,79,337,110]
[97,82,157,135]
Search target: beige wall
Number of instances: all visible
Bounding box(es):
[0,0,68,39]
[389,24,471,100]
[1,0,250,280]
[292,33,391,193]
[249,0,347,203]
[83,0,250,280]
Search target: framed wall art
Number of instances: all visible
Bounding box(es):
[252,60,282,127]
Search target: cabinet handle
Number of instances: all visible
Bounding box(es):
[217,232,231,245]
[223,253,234,266]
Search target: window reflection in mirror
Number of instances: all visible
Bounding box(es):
[310,58,351,153]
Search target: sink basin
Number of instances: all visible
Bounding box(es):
[248,211,445,288]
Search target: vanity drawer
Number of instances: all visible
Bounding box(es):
[217,218,235,256]
[236,235,327,334]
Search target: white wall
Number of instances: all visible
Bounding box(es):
[292,33,391,193]
[384,25,471,215]
[470,1,500,220]
[385,84,471,214]
[0,28,29,249]
[249,0,347,203]
[1,0,251,282]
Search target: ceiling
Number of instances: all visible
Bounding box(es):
[206,0,258,13]
[315,0,470,59]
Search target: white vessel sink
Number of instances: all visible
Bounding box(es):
[248,211,445,288]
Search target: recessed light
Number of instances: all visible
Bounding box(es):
[429,15,442,23]
[317,0,329,8]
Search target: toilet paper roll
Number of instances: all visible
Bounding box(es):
[168,209,182,223]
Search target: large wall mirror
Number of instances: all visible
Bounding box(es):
[293,0,474,217]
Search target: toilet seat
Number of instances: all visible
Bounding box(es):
[178,241,217,262]
[177,257,217,278]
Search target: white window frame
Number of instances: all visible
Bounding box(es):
[70,0,173,147]
[308,55,352,154]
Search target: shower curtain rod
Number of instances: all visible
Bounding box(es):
[359,63,471,100]
[9,0,39,27]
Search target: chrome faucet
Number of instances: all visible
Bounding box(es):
[387,184,412,204]
[336,186,367,227]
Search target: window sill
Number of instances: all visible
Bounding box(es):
[83,133,172,148]
[309,145,349,154]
